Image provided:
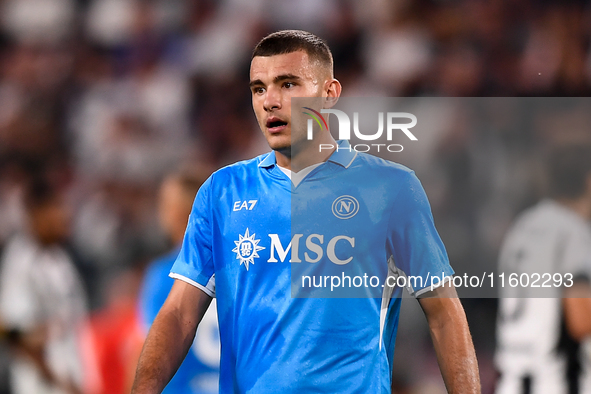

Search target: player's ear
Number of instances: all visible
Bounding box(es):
[324,78,341,109]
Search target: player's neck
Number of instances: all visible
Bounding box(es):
[556,196,591,220]
[275,134,337,172]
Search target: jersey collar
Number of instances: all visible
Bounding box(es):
[258,152,276,168]
[327,140,357,168]
[258,140,357,169]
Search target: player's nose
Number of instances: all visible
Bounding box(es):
[263,86,282,112]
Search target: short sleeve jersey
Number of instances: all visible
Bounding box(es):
[171,140,453,393]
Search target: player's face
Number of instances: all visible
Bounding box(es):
[250,51,328,153]
[29,198,71,246]
[159,178,192,243]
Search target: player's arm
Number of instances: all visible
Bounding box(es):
[418,283,481,394]
[563,280,591,341]
[131,279,212,394]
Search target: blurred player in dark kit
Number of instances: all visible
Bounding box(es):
[496,143,591,394]
[0,178,88,394]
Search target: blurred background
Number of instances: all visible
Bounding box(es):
[1,0,591,393]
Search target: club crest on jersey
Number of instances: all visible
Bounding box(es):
[332,195,359,219]
[232,228,265,270]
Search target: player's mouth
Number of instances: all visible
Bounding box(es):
[266,117,288,134]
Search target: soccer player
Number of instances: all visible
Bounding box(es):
[0,178,88,394]
[132,30,480,394]
[495,143,591,394]
[138,171,220,394]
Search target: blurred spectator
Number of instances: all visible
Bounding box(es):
[0,177,90,394]
[86,0,139,48]
[0,0,590,392]
[137,169,220,394]
[1,0,76,45]
[362,3,433,95]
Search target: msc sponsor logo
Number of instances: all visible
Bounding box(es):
[331,195,359,219]
[234,231,356,270]
[232,228,265,271]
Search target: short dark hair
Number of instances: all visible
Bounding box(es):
[170,168,210,201]
[252,30,333,75]
[547,143,591,199]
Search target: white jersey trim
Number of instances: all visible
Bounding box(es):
[415,275,452,297]
[379,255,453,350]
[169,273,216,298]
[344,151,358,169]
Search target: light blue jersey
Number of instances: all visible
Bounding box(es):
[171,140,453,393]
[140,248,220,394]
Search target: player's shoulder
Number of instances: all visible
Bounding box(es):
[0,234,36,269]
[511,199,590,236]
[352,152,416,180]
[145,248,179,277]
[208,153,272,184]
[140,249,178,299]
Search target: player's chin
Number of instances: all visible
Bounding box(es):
[265,134,291,151]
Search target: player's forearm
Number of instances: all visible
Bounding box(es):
[427,301,480,393]
[131,308,196,394]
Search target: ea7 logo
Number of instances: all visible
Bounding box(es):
[332,196,359,219]
[233,200,257,211]
[305,108,417,141]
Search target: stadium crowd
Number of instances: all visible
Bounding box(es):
[1,0,591,393]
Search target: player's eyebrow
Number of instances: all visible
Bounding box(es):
[249,74,302,88]
[273,74,302,84]
[249,79,264,88]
